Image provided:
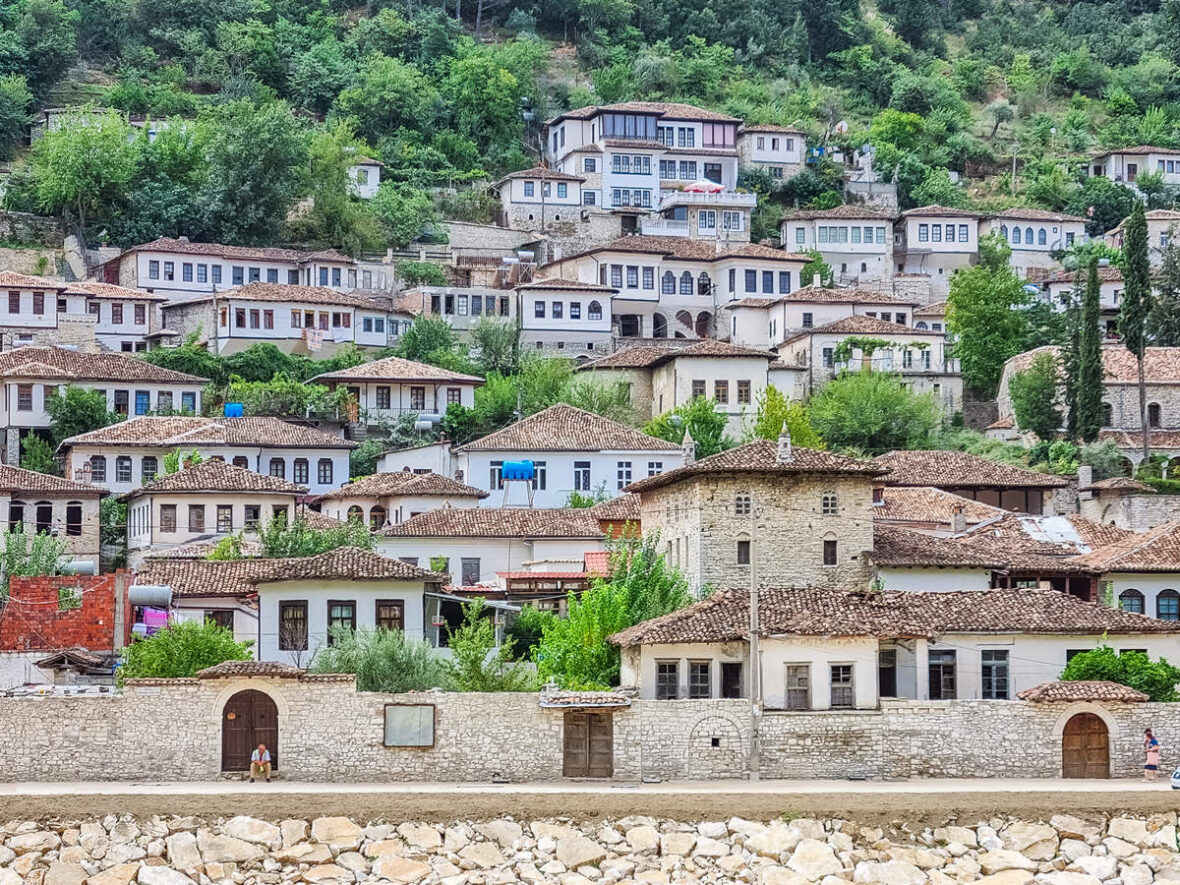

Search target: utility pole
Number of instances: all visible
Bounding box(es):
[748,492,761,781]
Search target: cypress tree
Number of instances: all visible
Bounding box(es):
[1119,200,1153,461]
[1076,258,1105,442]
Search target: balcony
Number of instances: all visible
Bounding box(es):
[659,190,758,210]
[639,218,691,237]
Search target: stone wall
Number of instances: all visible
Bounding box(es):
[2,676,1174,783]
[0,211,64,247]
[1080,491,1180,532]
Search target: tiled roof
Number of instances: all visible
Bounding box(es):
[133,559,272,598]
[577,345,683,370]
[1102,429,1180,448]
[1089,477,1155,493]
[0,346,207,384]
[583,339,775,370]
[552,102,740,123]
[0,463,105,496]
[625,439,885,494]
[496,165,585,183]
[872,450,1070,489]
[300,510,345,530]
[141,538,264,560]
[456,403,680,453]
[564,236,809,263]
[799,315,937,336]
[311,355,483,384]
[1006,345,1180,384]
[873,486,1007,526]
[740,123,805,134]
[197,661,303,679]
[897,205,983,219]
[178,282,385,310]
[1043,267,1124,285]
[728,297,778,309]
[987,208,1088,223]
[125,237,353,265]
[584,550,611,576]
[1070,521,1180,572]
[987,416,1015,430]
[64,280,168,301]
[316,471,488,501]
[61,416,358,450]
[1017,680,1149,703]
[0,272,65,290]
[589,494,641,522]
[870,524,1007,568]
[913,300,947,317]
[247,547,443,584]
[120,460,308,501]
[609,586,1180,646]
[1096,145,1180,156]
[516,278,615,292]
[955,514,1136,568]
[378,507,604,539]
[782,205,894,221]
[779,286,916,305]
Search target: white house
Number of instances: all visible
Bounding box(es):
[893,206,982,293]
[983,208,1087,277]
[60,415,356,496]
[315,471,488,529]
[736,124,806,179]
[376,507,606,586]
[0,464,107,567]
[912,299,947,332]
[493,166,587,231]
[611,585,1180,705]
[161,282,394,355]
[0,346,207,465]
[63,281,170,353]
[516,278,617,357]
[1104,209,1180,267]
[378,403,685,508]
[1090,146,1180,186]
[1072,521,1180,621]
[311,355,483,424]
[780,205,895,285]
[134,557,267,648]
[120,459,308,568]
[347,156,382,199]
[104,237,362,299]
[1040,267,1124,339]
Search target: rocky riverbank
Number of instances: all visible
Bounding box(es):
[3,811,1179,885]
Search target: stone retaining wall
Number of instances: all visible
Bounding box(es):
[0,676,1175,782]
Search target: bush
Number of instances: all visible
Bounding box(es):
[446,599,535,691]
[119,620,253,684]
[310,627,449,692]
[504,606,556,662]
[809,371,940,453]
[1061,646,1180,702]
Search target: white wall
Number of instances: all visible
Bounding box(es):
[320,492,480,528]
[876,566,993,591]
[172,598,259,649]
[1,381,202,431]
[376,443,454,476]
[375,536,603,585]
[1106,574,1180,621]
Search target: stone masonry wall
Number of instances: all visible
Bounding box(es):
[1080,492,1180,533]
[1,677,1176,783]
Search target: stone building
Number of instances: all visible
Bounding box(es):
[1078,475,1180,532]
[0,463,107,568]
[624,431,886,592]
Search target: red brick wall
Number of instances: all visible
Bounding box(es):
[0,573,128,652]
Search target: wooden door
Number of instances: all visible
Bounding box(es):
[563,710,613,778]
[221,690,279,772]
[1062,713,1109,779]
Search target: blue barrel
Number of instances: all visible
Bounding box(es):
[224,402,244,418]
[502,460,534,481]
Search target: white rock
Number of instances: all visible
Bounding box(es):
[136,868,197,885]
[761,871,814,885]
[1109,820,1151,847]
[790,820,828,841]
[461,842,508,870]
[280,820,308,848]
[222,817,280,847]
[1001,823,1058,861]
[660,833,696,857]
[933,828,977,847]
[1122,863,1156,885]
[853,860,927,885]
[974,872,1034,885]
[85,863,140,885]
[0,870,20,885]
[626,827,660,854]
[557,836,607,868]
[335,851,368,872]
[164,832,201,872]
[372,856,432,883]
[477,821,524,848]
[697,822,729,840]
[195,830,265,865]
[108,824,139,846]
[977,851,1038,875]
[1060,840,1091,862]
[748,826,801,860]
[787,839,844,880]
[730,818,768,838]
[397,824,443,850]
[301,863,351,883]
[1071,855,1118,879]
[9,831,61,853]
[1052,817,1102,842]
[1104,838,1140,859]
[310,817,362,850]
[692,837,729,858]
[44,862,88,885]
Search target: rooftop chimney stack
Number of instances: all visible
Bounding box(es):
[1077,464,1093,491]
[813,273,822,287]
[951,503,967,535]
[776,424,794,464]
[681,429,696,465]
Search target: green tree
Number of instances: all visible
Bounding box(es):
[503,605,555,662]
[350,438,384,478]
[0,524,71,601]
[119,620,253,684]
[469,317,519,376]
[743,386,824,448]
[440,50,521,152]
[1151,237,1180,347]
[372,184,439,249]
[394,315,464,365]
[644,397,731,459]
[292,123,382,255]
[309,627,448,691]
[0,75,31,160]
[396,260,447,287]
[446,598,535,691]
[1061,646,1180,702]
[16,0,79,95]
[1076,258,1105,443]
[333,54,440,145]
[947,233,1029,397]
[911,168,967,209]
[256,523,374,558]
[809,371,940,453]
[560,379,636,426]
[45,386,116,445]
[100,497,126,571]
[138,333,225,386]
[19,434,59,475]
[1008,351,1062,442]
[1119,201,1153,461]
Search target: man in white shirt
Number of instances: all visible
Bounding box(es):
[249,743,272,783]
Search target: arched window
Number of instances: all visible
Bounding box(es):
[1102,402,1113,426]
[588,301,602,321]
[141,456,158,482]
[652,313,668,338]
[208,455,225,462]
[369,505,387,531]
[1158,589,1179,620]
[34,501,52,534]
[1149,402,1162,428]
[1000,224,1009,240]
[232,455,249,468]
[736,532,751,565]
[679,271,693,295]
[8,500,23,531]
[88,455,106,482]
[695,311,712,338]
[346,505,363,523]
[1025,227,1034,244]
[116,456,132,483]
[821,493,838,515]
[1038,228,1047,245]
[661,271,676,295]
[734,495,751,515]
[1012,227,1022,244]
[697,272,712,296]
[65,501,82,537]
[1119,589,1145,614]
[915,321,928,330]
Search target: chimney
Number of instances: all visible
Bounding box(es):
[812,273,822,287]
[1077,464,1093,491]
[681,429,696,465]
[951,504,966,535]
[776,424,793,464]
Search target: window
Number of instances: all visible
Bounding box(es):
[232,266,244,285]
[691,379,706,399]
[188,505,205,533]
[570,302,581,320]
[680,272,693,296]
[148,261,159,280]
[263,310,274,330]
[181,392,196,413]
[656,661,679,699]
[737,380,752,404]
[878,649,897,697]
[16,384,31,411]
[574,461,591,491]
[244,504,261,530]
[116,456,132,483]
[524,181,534,197]
[34,501,51,534]
[1119,589,1145,613]
[736,539,751,564]
[157,391,172,413]
[1158,589,1179,620]
[661,271,675,295]
[918,224,929,242]
[830,665,854,708]
[89,455,106,482]
[216,505,233,533]
[981,650,1009,700]
[802,312,813,328]
[410,386,426,410]
[181,262,193,283]
[376,600,404,632]
[714,380,729,404]
[142,456,157,481]
[745,269,757,292]
[197,264,207,283]
[823,538,838,566]
[163,262,175,281]
[159,504,177,533]
[552,301,563,319]
[616,460,632,489]
[762,271,774,294]
[279,601,308,651]
[325,601,356,643]
[626,265,638,288]
[110,302,125,325]
[461,558,481,584]
[928,649,956,699]
[318,459,333,485]
[688,661,711,699]
[1149,403,1162,428]
[822,347,834,368]
[135,390,151,415]
[734,495,751,515]
[647,461,662,476]
[212,266,222,284]
[113,390,129,414]
[786,664,810,710]
[583,157,596,173]
[821,493,837,515]
[557,183,567,199]
[6,501,21,531]
[588,301,602,321]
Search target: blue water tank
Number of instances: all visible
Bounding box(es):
[224,403,244,418]
[502,460,535,481]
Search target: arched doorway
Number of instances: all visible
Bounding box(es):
[222,690,279,772]
[1062,712,1109,778]
[695,311,712,338]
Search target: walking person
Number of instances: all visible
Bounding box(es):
[249,743,272,783]
[1144,729,1161,782]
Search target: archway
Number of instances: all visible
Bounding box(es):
[1062,712,1109,778]
[695,311,712,338]
[652,313,668,338]
[222,689,279,772]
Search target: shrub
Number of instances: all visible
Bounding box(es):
[310,627,449,692]
[1061,645,1180,702]
[119,620,253,684]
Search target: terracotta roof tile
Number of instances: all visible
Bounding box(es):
[0,463,105,496]
[625,439,885,494]
[873,486,1007,526]
[180,282,385,310]
[1070,521,1180,572]
[133,559,271,598]
[0,346,207,384]
[798,315,937,336]
[580,339,774,370]
[589,493,641,522]
[897,205,983,219]
[378,508,605,539]
[311,355,483,384]
[1006,345,1180,384]
[552,102,740,123]
[779,286,916,305]
[0,272,65,290]
[197,661,303,679]
[1043,267,1124,285]
[872,450,1070,489]
[953,514,1135,570]
[456,403,680,453]
[1017,680,1149,702]
[120,460,308,501]
[870,524,1008,568]
[125,237,355,265]
[1089,477,1155,493]
[609,586,1180,646]
[517,278,616,292]
[782,205,894,221]
[495,165,585,183]
[987,208,1088,223]
[1096,145,1180,156]
[316,471,488,501]
[61,416,357,450]
[63,280,167,301]
[740,123,805,134]
[913,300,947,318]
[247,547,443,583]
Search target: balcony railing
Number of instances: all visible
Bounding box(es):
[639,218,691,236]
[659,191,758,209]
